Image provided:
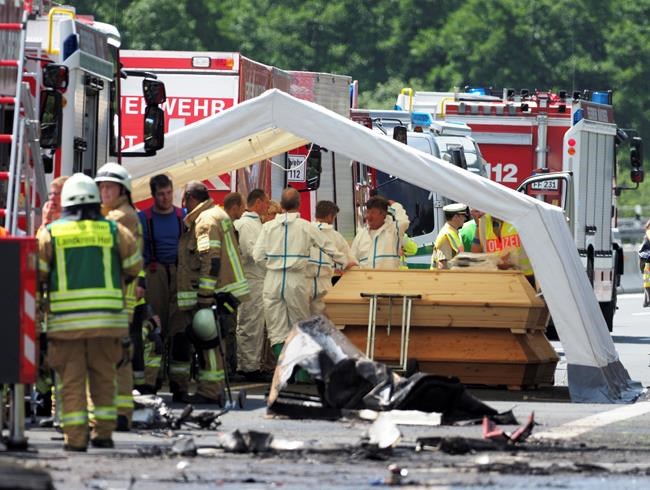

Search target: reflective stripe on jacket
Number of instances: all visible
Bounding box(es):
[177,199,250,310]
[47,219,124,313]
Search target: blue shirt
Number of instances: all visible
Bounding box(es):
[138,206,185,265]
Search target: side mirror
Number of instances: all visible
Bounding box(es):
[42,64,69,90]
[631,136,643,169]
[39,90,63,149]
[143,79,167,106]
[144,106,165,153]
[393,125,408,145]
[306,145,322,191]
[631,168,645,184]
[448,144,468,170]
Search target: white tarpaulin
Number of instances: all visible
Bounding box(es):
[125,89,642,403]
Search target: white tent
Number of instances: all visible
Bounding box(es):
[125,89,642,403]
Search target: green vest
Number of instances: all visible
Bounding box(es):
[48,218,124,313]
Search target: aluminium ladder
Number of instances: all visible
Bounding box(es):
[0,9,47,448]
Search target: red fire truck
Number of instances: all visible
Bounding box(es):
[120,50,352,225]
[397,88,644,330]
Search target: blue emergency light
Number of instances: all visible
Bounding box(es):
[411,111,433,127]
[467,87,487,96]
[591,91,609,105]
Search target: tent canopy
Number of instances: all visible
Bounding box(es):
[125,89,642,403]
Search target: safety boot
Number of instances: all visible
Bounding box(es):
[90,438,115,449]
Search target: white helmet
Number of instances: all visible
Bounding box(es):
[94,163,132,193]
[61,173,101,207]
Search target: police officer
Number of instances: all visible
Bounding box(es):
[431,202,467,269]
[37,174,142,451]
[95,163,145,431]
[176,181,250,404]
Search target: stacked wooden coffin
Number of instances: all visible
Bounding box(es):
[324,269,558,389]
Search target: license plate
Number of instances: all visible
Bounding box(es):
[530,180,559,191]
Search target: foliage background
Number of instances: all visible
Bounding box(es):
[70,0,650,212]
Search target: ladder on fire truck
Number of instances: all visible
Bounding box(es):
[0,10,47,449]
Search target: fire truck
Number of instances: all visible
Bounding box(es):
[119,50,356,237]
[396,88,644,330]
[0,0,163,447]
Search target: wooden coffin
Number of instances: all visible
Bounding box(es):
[325,269,558,389]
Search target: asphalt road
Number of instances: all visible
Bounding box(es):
[2,294,650,489]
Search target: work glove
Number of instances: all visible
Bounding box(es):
[117,336,132,368]
[147,325,164,356]
[214,292,240,315]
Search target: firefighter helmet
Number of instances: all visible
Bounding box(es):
[61,173,101,207]
[186,307,221,349]
[95,162,132,193]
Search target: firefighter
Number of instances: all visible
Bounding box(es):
[223,192,245,222]
[138,174,185,394]
[42,175,69,226]
[95,163,145,431]
[252,188,352,358]
[37,173,141,451]
[233,189,270,380]
[351,196,410,269]
[220,191,245,376]
[308,200,355,315]
[176,181,250,404]
[431,203,467,270]
[35,175,70,426]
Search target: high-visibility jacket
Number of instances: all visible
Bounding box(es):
[431,222,464,269]
[37,215,142,339]
[351,202,410,270]
[399,234,418,270]
[177,199,250,310]
[103,196,145,320]
[478,214,533,276]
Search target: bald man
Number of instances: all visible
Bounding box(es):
[253,188,353,357]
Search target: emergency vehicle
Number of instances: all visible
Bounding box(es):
[396,88,644,329]
[350,108,487,267]
[119,50,356,237]
[0,0,163,447]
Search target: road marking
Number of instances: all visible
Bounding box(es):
[532,401,650,440]
[632,312,650,316]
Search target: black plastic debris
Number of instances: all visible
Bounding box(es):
[416,436,505,455]
[132,395,223,431]
[268,316,508,423]
[218,430,274,454]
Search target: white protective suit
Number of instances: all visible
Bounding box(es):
[307,222,355,315]
[253,212,349,346]
[351,202,410,269]
[234,211,266,372]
